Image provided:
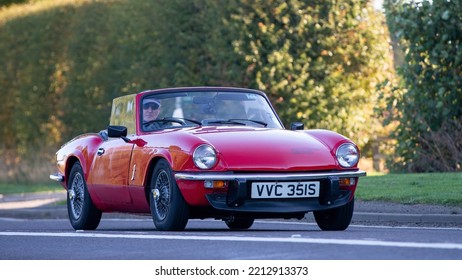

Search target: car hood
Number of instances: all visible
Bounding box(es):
[189,127,338,171]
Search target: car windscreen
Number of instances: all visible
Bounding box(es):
[140,91,283,131]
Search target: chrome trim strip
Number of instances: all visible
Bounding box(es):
[175,170,366,181]
[49,173,65,182]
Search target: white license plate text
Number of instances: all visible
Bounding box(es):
[251,181,320,199]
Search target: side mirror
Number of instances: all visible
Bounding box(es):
[107,125,128,138]
[290,122,304,131]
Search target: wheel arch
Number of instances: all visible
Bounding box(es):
[143,155,171,205]
[64,156,81,188]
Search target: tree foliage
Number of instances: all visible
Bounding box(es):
[0,0,393,182]
[0,0,27,8]
[232,0,394,148]
[383,0,462,172]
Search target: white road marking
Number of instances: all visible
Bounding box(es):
[1,217,462,231]
[193,218,462,231]
[255,220,462,231]
[1,231,461,250]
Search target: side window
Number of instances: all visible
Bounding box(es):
[110,94,136,135]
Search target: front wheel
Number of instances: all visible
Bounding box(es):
[313,198,354,231]
[67,162,102,230]
[150,159,189,231]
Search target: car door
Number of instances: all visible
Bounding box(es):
[87,138,135,205]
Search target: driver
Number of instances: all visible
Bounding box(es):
[143,98,161,130]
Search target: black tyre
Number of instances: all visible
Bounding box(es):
[67,162,102,230]
[225,217,255,230]
[313,198,354,231]
[150,159,189,231]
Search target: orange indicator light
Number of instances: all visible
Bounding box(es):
[339,178,356,186]
[204,180,226,189]
[213,180,226,188]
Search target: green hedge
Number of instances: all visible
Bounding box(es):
[0,0,245,182]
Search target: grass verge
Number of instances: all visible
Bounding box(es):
[356,172,462,207]
[0,182,62,195]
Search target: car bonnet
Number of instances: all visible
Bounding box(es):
[190,127,338,171]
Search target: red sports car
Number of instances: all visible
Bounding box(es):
[50,87,366,231]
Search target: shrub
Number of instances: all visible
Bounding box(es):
[412,119,462,172]
[383,0,462,172]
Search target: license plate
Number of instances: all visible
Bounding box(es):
[251,181,320,199]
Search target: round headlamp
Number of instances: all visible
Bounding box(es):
[336,143,359,168]
[193,144,217,169]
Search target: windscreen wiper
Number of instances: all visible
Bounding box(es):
[203,119,247,126]
[228,119,268,127]
[144,117,201,126]
[202,119,267,127]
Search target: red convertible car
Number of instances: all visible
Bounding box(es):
[50,87,366,231]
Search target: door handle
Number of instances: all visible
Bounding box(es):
[97,148,105,156]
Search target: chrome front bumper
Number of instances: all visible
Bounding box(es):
[49,173,65,182]
[175,170,366,181]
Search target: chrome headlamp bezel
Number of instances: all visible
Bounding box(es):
[335,143,360,168]
[193,144,217,170]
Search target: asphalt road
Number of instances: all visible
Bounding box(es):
[1,191,462,260]
[1,215,462,260]
[1,192,461,280]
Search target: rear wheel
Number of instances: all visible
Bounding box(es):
[150,159,189,231]
[313,198,354,231]
[225,217,255,230]
[67,162,102,230]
